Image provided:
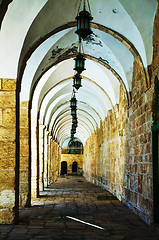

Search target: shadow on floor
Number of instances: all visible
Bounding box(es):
[0,176,158,240]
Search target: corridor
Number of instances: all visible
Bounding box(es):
[0,176,158,240]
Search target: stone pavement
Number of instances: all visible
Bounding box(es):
[0,176,159,240]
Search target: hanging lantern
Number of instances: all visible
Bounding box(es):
[71,129,76,134]
[71,128,76,134]
[74,53,86,74]
[73,73,82,90]
[70,96,77,109]
[71,108,77,117]
[75,3,93,40]
[72,123,77,129]
[73,122,78,128]
[72,117,78,124]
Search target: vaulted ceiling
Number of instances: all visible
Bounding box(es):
[0,0,158,146]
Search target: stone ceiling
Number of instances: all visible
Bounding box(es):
[0,0,158,146]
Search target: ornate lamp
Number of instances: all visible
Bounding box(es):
[70,96,77,108]
[75,0,93,40]
[71,128,76,134]
[72,117,78,124]
[73,73,82,90]
[71,108,77,117]
[70,89,77,108]
[74,53,86,74]
[73,122,78,128]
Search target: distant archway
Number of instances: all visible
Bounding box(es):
[61,161,67,175]
[72,162,77,173]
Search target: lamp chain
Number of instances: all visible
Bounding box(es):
[84,0,86,9]
[77,0,91,14]
[79,36,82,53]
[86,0,92,14]
[77,0,82,15]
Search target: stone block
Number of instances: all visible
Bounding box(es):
[0,141,3,157]
[19,192,28,207]
[3,108,16,126]
[3,141,15,158]
[0,158,15,169]
[0,79,2,89]
[0,170,15,190]
[20,118,28,128]
[0,108,2,125]
[0,127,15,141]
[2,79,16,90]
[138,195,146,211]
[0,189,15,208]
[20,156,29,168]
[20,144,29,157]
[20,169,28,182]
[0,209,15,224]
[20,128,29,138]
[0,91,16,108]
[20,137,29,145]
[138,174,143,194]
[19,182,29,193]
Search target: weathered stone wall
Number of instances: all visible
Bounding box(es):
[83,55,154,224]
[125,57,153,224]
[83,86,128,200]
[61,154,83,175]
[19,101,29,207]
[0,78,16,223]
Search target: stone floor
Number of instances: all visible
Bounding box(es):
[0,176,159,240]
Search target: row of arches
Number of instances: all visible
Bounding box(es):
[0,0,158,225]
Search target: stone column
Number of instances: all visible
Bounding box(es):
[0,78,16,223]
[31,108,37,198]
[43,128,48,188]
[19,101,29,207]
[47,135,52,186]
[39,124,45,192]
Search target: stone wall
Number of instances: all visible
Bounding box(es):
[61,154,83,175]
[0,78,16,223]
[19,101,29,207]
[125,57,153,224]
[83,56,154,224]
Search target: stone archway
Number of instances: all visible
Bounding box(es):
[61,161,67,175]
[72,161,77,173]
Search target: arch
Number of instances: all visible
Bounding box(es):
[61,161,67,175]
[72,162,77,173]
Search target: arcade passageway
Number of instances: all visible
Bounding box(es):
[0,176,158,240]
[1,0,159,237]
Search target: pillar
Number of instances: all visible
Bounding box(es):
[0,78,17,223]
[19,101,29,207]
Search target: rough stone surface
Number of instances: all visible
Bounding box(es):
[0,78,16,224]
[48,140,61,185]
[83,57,154,224]
[19,101,29,207]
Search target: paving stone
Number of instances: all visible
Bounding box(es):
[1,176,159,240]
